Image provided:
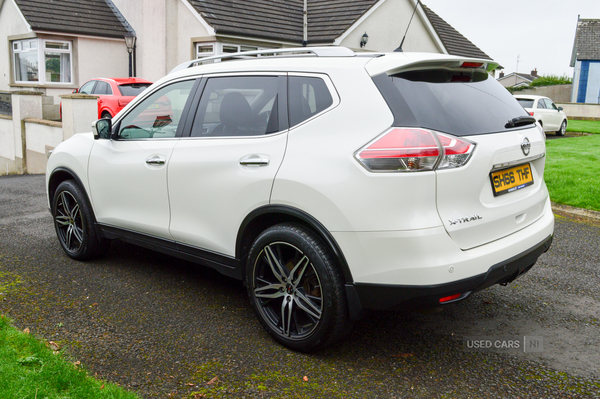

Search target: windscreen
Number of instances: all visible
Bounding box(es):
[118,83,152,96]
[372,69,530,136]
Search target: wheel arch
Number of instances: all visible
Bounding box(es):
[236,205,354,284]
[47,167,96,224]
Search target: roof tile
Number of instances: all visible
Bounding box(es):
[15,0,130,39]
[573,19,600,60]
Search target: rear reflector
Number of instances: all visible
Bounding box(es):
[439,293,462,303]
[355,128,475,172]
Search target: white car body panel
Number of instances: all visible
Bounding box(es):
[167,133,288,256]
[270,67,443,232]
[334,197,553,285]
[88,138,178,239]
[436,127,549,250]
[45,133,95,208]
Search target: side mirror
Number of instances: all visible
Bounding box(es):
[92,118,112,140]
[558,106,563,111]
[72,88,79,94]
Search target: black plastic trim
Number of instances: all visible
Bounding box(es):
[48,167,90,210]
[98,224,242,279]
[236,205,353,283]
[351,234,553,311]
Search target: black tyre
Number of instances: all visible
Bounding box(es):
[52,180,107,260]
[101,111,112,119]
[246,223,350,352]
[556,120,566,136]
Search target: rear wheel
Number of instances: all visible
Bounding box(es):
[101,111,112,119]
[52,180,107,260]
[246,223,350,352]
[556,120,566,136]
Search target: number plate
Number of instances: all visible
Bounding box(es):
[490,163,534,196]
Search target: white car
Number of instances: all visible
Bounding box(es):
[514,94,568,136]
[46,47,554,352]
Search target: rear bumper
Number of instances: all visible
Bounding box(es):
[346,234,552,313]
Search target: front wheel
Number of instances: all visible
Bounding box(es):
[246,223,350,352]
[52,180,107,260]
[556,120,566,136]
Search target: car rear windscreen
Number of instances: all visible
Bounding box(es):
[118,83,152,96]
[372,69,530,136]
[515,98,534,108]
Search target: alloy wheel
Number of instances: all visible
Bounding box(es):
[252,241,323,340]
[54,191,84,252]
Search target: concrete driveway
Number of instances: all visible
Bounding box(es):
[1,174,599,398]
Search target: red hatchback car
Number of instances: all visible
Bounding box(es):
[74,77,152,119]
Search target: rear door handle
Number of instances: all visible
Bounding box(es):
[146,156,166,165]
[239,155,270,166]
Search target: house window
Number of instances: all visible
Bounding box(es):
[194,42,269,60]
[196,43,215,58]
[13,39,38,82]
[12,38,72,84]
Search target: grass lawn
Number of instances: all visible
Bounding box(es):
[566,119,600,134]
[0,315,141,399]
[545,133,600,212]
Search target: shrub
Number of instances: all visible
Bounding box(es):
[529,74,572,87]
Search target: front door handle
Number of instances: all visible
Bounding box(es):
[146,156,166,165]
[239,155,270,166]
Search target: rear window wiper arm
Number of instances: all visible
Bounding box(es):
[505,115,536,129]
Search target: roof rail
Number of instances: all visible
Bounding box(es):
[169,46,356,75]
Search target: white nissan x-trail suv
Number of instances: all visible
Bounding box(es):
[46,47,554,352]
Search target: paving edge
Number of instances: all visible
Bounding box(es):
[551,202,600,222]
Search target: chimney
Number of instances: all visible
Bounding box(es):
[499,71,505,78]
[531,69,538,77]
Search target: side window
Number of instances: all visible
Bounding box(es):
[79,81,96,94]
[117,80,195,139]
[93,81,112,95]
[190,76,280,137]
[545,99,558,110]
[288,76,333,127]
[536,100,546,109]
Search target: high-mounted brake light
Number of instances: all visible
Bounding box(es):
[460,62,484,68]
[355,128,475,172]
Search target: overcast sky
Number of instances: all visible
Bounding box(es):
[422,0,600,77]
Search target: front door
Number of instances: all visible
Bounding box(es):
[88,79,197,239]
[168,75,288,256]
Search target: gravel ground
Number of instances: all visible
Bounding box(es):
[1,174,599,398]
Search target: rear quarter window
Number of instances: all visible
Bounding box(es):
[288,76,333,127]
[372,69,529,136]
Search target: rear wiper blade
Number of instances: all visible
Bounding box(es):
[505,115,536,129]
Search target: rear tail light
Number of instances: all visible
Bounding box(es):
[355,128,475,172]
[528,111,534,116]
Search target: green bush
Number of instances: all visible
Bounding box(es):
[528,74,572,87]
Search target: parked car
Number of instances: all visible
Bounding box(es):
[46,48,554,352]
[73,77,152,119]
[514,94,568,136]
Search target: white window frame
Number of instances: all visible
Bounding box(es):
[12,38,73,85]
[194,42,269,61]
